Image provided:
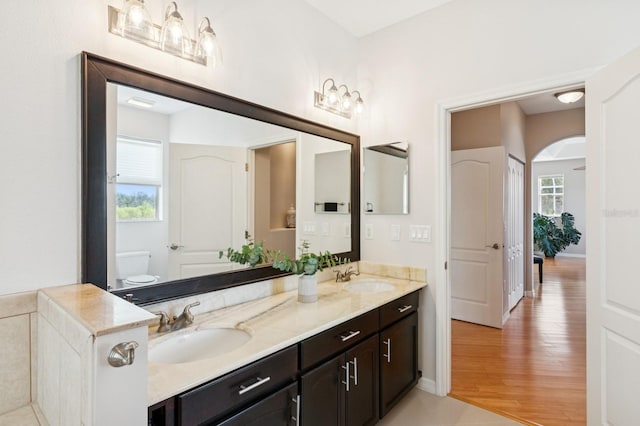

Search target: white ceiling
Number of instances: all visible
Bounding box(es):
[302,0,455,38]
[516,91,585,115]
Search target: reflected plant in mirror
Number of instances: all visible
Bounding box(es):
[82,53,360,305]
[363,142,409,215]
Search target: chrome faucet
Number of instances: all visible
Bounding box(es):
[152,301,200,333]
[334,266,360,282]
[171,301,201,331]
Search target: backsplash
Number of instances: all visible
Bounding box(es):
[143,261,427,326]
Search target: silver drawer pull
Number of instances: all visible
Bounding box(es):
[397,305,413,313]
[342,362,350,392]
[339,330,361,342]
[238,376,271,395]
[350,357,358,386]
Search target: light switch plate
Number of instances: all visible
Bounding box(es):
[410,225,431,243]
[303,222,316,235]
[391,224,401,241]
[365,224,374,239]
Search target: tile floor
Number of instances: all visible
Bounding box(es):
[378,388,523,426]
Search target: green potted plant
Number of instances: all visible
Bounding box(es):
[220,240,347,302]
[533,212,582,257]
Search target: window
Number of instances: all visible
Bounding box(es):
[116,137,163,221]
[538,175,564,216]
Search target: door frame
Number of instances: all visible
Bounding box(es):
[434,68,597,396]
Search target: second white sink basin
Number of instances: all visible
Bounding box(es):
[149,327,251,364]
[344,280,395,293]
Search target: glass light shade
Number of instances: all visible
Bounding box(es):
[341,91,352,112]
[354,97,364,115]
[160,2,190,55]
[555,90,584,104]
[119,0,153,40]
[326,85,339,106]
[195,18,222,67]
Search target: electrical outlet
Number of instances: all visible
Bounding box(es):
[344,223,351,238]
[365,224,374,239]
[391,224,401,241]
[321,222,329,236]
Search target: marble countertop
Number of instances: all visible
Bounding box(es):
[40,284,156,336]
[147,274,426,405]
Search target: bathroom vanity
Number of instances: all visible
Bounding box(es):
[146,277,423,426]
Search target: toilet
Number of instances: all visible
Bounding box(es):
[115,251,159,287]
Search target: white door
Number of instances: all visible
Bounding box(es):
[506,156,524,311]
[168,144,247,280]
[451,147,504,328]
[586,45,640,424]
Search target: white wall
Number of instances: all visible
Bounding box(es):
[532,159,586,256]
[358,0,640,382]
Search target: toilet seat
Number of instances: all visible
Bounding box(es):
[123,274,158,286]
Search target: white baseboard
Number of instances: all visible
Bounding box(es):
[555,253,586,258]
[416,377,436,394]
[525,290,535,297]
[502,311,510,324]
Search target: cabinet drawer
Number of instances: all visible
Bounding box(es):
[300,309,378,370]
[177,346,297,426]
[216,382,298,426]
[379,291,419,329]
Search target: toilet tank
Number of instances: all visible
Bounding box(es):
[115,251,151,280]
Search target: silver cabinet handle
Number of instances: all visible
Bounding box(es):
[291,395,300,425]
[108,341,139,367]
[486,243,500,250]
[339,330,361,342]
[397,305,412,313]
[238,376,271,395]
[350,357,358,386]
[341,362,350,392]
[383,338,391,363]
[169,243,184,250]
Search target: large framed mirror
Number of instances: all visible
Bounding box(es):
[82,52,360,305]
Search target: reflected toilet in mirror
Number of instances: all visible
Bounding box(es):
[115,251,159,288]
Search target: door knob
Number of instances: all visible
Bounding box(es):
[169,243,184,250]
[486,243,500,250]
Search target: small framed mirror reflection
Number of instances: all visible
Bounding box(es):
[363,142,409,215]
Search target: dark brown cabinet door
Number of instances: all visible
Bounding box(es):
[216,382,298,426]
[345,334,379,426]
[379,312,419,417]
[301,354,344,426]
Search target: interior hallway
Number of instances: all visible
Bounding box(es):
[450,257,586,425]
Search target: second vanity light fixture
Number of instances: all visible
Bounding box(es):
[314,78,364,119]
[108,0,222,67]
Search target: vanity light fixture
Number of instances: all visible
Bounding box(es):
[314,78,364,119]
[554,89,585,104]
[108,1,222,67]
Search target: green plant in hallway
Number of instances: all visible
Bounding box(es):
[533,212,582,257]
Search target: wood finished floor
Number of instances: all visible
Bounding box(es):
[450,257,586,426]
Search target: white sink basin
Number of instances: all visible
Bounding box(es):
[149,328,251,364]
[344,280,395,293]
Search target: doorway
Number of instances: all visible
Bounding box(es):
[433,70,592,397]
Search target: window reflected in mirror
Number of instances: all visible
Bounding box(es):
[363,142,409,215]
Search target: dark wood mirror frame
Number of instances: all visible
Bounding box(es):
[81,52,360,305]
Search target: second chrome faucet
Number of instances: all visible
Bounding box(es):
[153,301,200,333]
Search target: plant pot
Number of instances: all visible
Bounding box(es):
[298,274,318,303]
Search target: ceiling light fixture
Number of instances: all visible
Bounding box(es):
[555,89,585,104]
[108,1,221,67]
[126,97,155,108]
[314,78,364,119]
